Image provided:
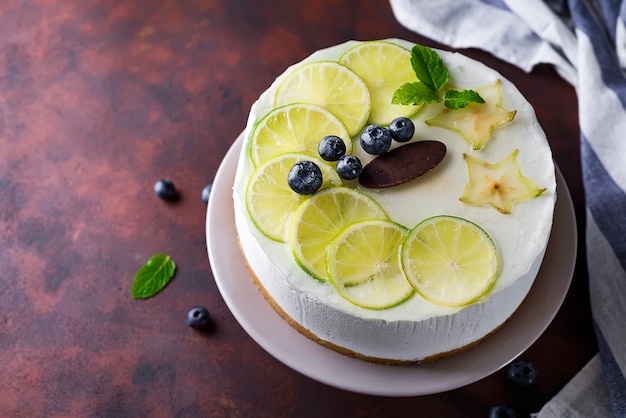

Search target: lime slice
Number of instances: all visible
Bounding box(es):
[339,41,421,125]
[327,220,414,309]
[245,153,342,242]
[249,103,352,168]
[291,187,388,282]
[275,61,370,137]
[401,215,500,307]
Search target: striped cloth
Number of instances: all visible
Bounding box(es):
[389,0,626,416]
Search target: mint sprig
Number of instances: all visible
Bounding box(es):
[392,44,483,109]
[131,253,177,299]
[443,89,485,109]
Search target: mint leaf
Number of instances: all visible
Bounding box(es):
[393,44,484,111]
[131,253,176,299]
[392,82,440,106]
[410,44,449,93]
[443,89,485,109]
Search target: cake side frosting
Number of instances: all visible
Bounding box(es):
[232,39,556,362]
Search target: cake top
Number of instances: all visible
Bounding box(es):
[234,39,556,317]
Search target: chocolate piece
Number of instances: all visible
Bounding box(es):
[358,141,446,188]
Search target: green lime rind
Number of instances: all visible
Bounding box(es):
[245,152,342,242]
[339,40,422,125]
[327,219,414,310]
[274,61,371,137]
[290,187,388,282]
[400,215,500,307]
[248,103,352,168]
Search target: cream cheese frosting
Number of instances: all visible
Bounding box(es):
[232,39,556,362]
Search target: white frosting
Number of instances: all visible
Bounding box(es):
[233,39,556,362]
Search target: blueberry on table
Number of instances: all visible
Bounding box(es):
[488,405,516,418]
[507,359,538,387]
[201,183,212,205]
[360,124,392,155]
[336,155,362,180]
[318,135,347,161]
[288,160,323,195]
[187,306,213,332]
[154,179,179,201]
[389,117,415,142]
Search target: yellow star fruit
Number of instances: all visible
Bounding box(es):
[426,80,516,150]
[460,150,546,214]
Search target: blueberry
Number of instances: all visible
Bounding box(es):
[360,124,392,155]
[186,306,213,332]
[336,155,362,180]
[154,179,179,201]
[507,359,538,387]
[389,117,415,142]
[288,160,323,195]
[488,405,516,418]
[201,183,212,205]
[318,135,347,161]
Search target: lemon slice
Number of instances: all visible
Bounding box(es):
[275,61,370,137]
[291,187,388,282]
[401,215,500,307]
[327,220,414,309]
[246,153,342,242]
[249,103,352,168]
[339,41,421,125]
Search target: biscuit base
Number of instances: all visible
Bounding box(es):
[238,238,512,365]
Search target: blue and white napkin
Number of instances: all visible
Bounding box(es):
[389,0,626,416]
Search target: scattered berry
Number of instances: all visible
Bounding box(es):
[360,124,392,155]
[318,135,347,161]
[488,405,516,418]
[186,306,213,332]
[389,117,415,142]
[154,179,179,201]
[507,359,538,387]
[288,160,323,195]
[202,183,213,205]
[336,155,362,180]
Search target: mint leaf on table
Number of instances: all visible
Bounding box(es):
[443,89,485,109]
[392,44,483,110]
[131,253,177,299]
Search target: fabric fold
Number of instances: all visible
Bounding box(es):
[390,0,626,415]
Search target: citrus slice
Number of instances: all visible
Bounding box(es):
[274,61,370,137]
[339,41,421,125]
[291,187,388,282]
[327,220,414,309]
[249,103,352,168]
[246,153,342,242]
[401,215,500,307]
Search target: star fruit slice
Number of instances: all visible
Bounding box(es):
[426,80,516,150]
[460,149,547,214]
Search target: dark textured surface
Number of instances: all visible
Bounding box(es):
[0,1,594,416]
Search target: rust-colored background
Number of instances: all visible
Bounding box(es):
[0,1,594,417]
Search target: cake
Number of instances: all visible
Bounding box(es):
[232,39,556,363]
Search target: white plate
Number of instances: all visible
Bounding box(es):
[206,134,576,397]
